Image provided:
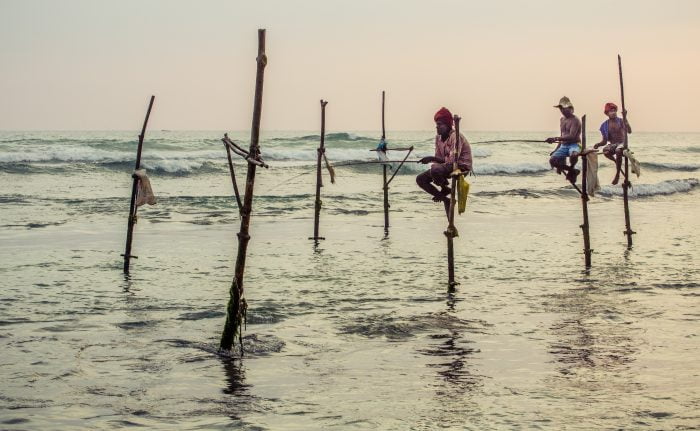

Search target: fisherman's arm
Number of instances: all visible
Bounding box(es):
[419,144,444,164]
[594,131,607,149]
[419,156,445,164]
[624,112,632,134]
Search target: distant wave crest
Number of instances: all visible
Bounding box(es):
[642,161,699,172]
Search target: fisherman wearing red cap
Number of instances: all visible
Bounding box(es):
[546,96,582,184]
[416,107,472,216]
[594,102,632,185]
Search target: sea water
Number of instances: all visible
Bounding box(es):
[1,130,698,430]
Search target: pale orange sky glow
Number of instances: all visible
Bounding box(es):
[1,0,699,132]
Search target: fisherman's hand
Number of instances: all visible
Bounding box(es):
[545,137,556,144]
[419,156,435,164]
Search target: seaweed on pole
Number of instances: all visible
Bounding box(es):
[220,29,267,353]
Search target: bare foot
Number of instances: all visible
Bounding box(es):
[566,168,580,184]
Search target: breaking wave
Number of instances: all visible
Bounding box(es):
[474,162,549,176]
[596,178,699,198]
[270,132,373,143]
[642,162,699,172]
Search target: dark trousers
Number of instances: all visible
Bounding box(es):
[416,163,468,215]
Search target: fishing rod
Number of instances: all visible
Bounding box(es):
[334,159,421,167]
[471,139,545,144]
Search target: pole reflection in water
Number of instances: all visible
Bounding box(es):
[419,292,484,393]
[546,282,641,389]
[220,359,256,424]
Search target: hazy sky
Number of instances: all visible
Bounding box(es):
[1,0,698,131]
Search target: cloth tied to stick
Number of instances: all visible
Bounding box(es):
[133,169,157,207]
[457,174,470,215]
[583,150,601,197]
[322,153,336,184]
[622,149,641,178]
[376,138,389,164]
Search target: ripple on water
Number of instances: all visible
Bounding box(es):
[338,310,492,340]
[159,333,285,358]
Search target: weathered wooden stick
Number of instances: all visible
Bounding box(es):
[220,29,267,352]
[381,90,386,141]
[446,115,462,289]
[580,115,592,267]
[223,139,243,214]
[223,135,269,168]
[386,147,414,186]
[381,91,390,235]
[223,134,250,156]
[618,54,635,248]
[309,100,328,243]
[122,95,155,274]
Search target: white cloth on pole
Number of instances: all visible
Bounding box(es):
[585,151,601,197]
[134,169,157,207]
[623,149,641,178]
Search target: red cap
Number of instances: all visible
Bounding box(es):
[604,102,618,114]
[434,107,453,127]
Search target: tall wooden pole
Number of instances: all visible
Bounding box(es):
[580,115,592,267]
[122,95,155,274]
[446,116,462,289]
[310,100,327,243]
[220,29,267,352]
[381,91,390,235]
[618,54,634,248]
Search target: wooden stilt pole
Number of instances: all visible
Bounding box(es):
[310,100,328,243]
[220,29,267,352]
[122,95,155,274]
[381,91,390,235]
[446,115,462,289]
[383,164,389,235]
[580,115,592,267]
[618,54,635,248]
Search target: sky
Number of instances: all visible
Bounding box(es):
[0,0,699,132]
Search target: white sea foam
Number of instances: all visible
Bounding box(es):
[597,178,699,197]
[0,147,132,163]
[643,162,699,172]
[475,162,549,175]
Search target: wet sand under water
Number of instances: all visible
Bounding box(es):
[1,192,699,430]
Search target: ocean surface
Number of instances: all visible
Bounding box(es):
[1,129,698,430]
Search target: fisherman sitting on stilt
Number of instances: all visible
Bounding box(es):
[593,102,632,185]
[416,107,472,217]
[546,96,582,184]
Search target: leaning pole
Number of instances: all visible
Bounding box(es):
[220,29,267,353]
[122,95,155,274]
[580,115,592,267]
[618,54,635,248]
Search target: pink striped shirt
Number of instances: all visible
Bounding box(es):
[435,130,472,170]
